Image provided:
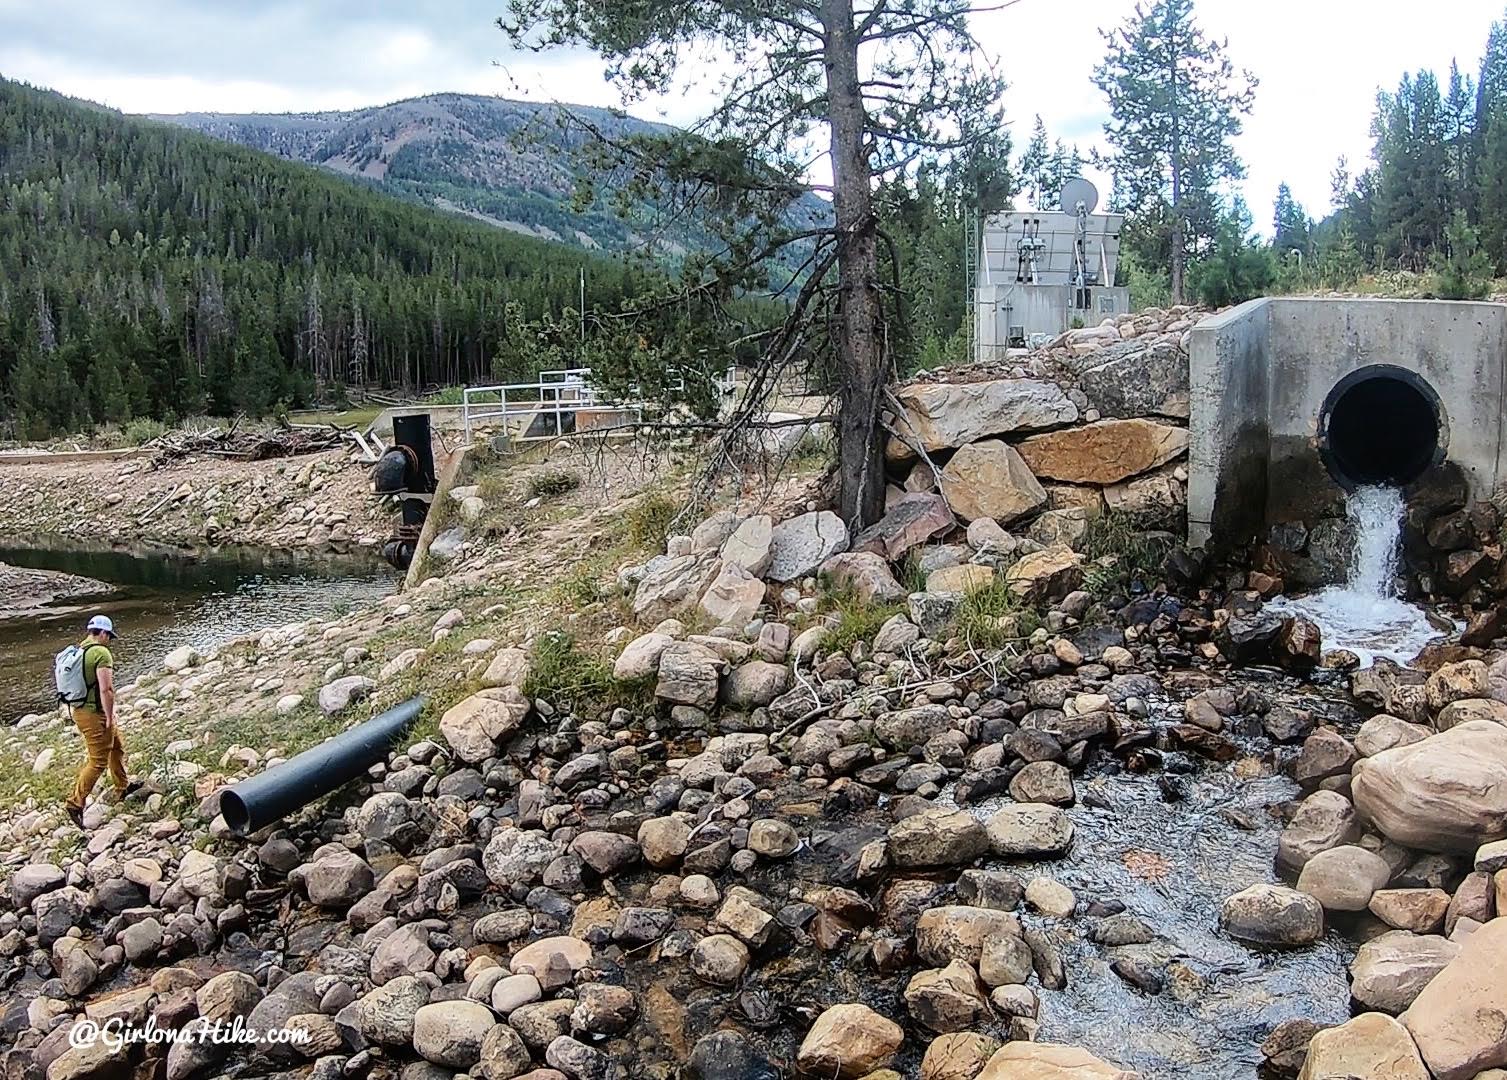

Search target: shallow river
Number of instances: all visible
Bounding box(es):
[0,538,396,721]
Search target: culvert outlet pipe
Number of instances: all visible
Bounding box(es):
[219,696,427,836]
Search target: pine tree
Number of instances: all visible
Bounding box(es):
[1478,16,1507,269]
[1272,183,1310,257]
[1093,0,1257,302]
[1433,210,1493,299]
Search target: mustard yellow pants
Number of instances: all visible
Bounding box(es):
[68,707,128,810]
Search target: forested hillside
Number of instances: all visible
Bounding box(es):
[0,79,659,439]
[150,94,674,253]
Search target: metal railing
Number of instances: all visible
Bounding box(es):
[460,365,739,445]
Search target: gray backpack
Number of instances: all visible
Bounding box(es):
[54,645,91,705]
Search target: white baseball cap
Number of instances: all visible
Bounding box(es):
[86,615,118,638]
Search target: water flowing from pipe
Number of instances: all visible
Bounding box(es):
[1267,486,1443,667]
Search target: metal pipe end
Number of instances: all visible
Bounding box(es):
[220,790,252,836]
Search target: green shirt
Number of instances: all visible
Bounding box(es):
[80,640,113,711]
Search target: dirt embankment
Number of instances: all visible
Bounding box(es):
[0,562,113,615]
[0,449,392,551]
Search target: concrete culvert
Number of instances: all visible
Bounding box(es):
[1319,365,1444,489]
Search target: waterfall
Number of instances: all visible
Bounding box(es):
[1267,485,1443,667]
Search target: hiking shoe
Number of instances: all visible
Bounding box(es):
[122,780,146,802]
[64,804,84,828]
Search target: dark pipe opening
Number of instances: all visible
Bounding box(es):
[221,790,251,834]
[1319,365,1444,489]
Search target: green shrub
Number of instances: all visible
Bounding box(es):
[124,417,167,445]
[821,585,904,654]
[525,468,581,499]
[1081,509,1176,591]
[624,493,678,550]
[523,631,650,713]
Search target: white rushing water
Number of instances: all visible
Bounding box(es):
[1267,485,1445,667]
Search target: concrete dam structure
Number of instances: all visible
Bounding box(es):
[1187,297,1507,549]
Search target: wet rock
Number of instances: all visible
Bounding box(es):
[978,932,1035,987]
[686,1031,779,1080]
[905,960,991,1033]
[920,1032,1003,1080]
[1261,1018,1324,1077]
[546,1034,620,1080]
[1296,845,1393,912]
[690,934,750,986]
[1293,729,1358,787]
[939,440,1047,524]
[888,808,988,868]
[976,1041,1142,1079]
[1349,931,1459,1014]
[1278,790,1361,872]
[956,869,1024,911]
[34,886,86,946]
[1275,616,1322,671]
[570,983,636,1037]
[1352,721,1507,853]
[1009,761,1075,806]
[795,1003,904,1079]
[985,803,1074,857]
[1298,1013,1428,1080]
[1401,916,1507,1079]
[1220,884,1324,947]
[916,906,1022,967]
[767,511,849,582]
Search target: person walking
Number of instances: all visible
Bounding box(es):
[63,615,141,827]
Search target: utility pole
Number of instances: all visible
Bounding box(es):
[579,268,586,341]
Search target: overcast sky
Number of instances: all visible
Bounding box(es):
[1,0,1502,234]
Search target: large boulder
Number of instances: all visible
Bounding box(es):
[767,511,849,582]
[915,906,1022,968]
[985,804,1074,857]
[633,552,722,623]
[795,1003,904,1078]
[612,632,674,680]
[412,1001,498,1068]
[887,378,1078,457]
[1401,916,1507,1080]
[1297,1013,1430,1080]
[319,675,376,716]
[1016,419,1189,485]
[721,514,775,575]
[1069,338,1190,421]
[921,1033,1003,1080]
[939,440,1047,525]
[1352,720,1507,853]
[851,494,955,561]
[1350,931,1460,1014]
[976,1042,1143,1079]
[439,688,530,765]
[904,960,991,1033]
[1005,545,1084,602]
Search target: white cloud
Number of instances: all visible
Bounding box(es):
[2,0,1502,234]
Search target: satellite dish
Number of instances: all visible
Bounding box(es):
[1058,177,1099,215]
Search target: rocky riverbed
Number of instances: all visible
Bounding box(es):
[0,561,113,615]
[3,320,1506,1080]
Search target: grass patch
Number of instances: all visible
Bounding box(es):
[624,493,678,551]
[1080,510,1177,592]
[525,468,582,500]
[820,584,905,654]
[953,578,1042,650]
[523,631,652,714]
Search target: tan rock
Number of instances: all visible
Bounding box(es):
[1369,889,1451,934]
[1350,931,1460,1014]
[1103,464,1185,515]
[940,440,1047,525]
[921,1032,1003,1080]
[1298,1012,1429,1080]
[1005,544,1084,601]
[720,514,774,575]
[796,1002,904,1078]
[821,551,906,603]
[1016,419,1189,485]
[887,379,1078,457]
[439,688,530,765]
[928,564,995,594]
[977,1042,1142,1079]
[1426,661,1491,713]
[1352,721,1507,853]
[1402,916,1507,1079]
[1436,696,1507,730]
[1044,483,1105,519]
[613,632,674,680]
[915,906,1022,967]
[632,552,721,623]
[480,647,530,689]
[1025,507,1089,549]
[699,561,765,628]
[904,960,991,1033]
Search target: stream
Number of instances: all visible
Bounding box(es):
[0,538,396,721]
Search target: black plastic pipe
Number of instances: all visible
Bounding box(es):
[219,696,427,836]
